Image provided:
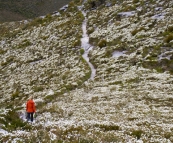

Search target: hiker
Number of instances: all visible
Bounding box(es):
[26,96,36,122]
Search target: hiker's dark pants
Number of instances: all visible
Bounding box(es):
[27,112,34,122]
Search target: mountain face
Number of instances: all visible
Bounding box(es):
[0,0,72,22]
[0,0,173,142]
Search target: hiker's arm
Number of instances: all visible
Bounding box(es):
[33,102,36,113]
[26,102,28,111]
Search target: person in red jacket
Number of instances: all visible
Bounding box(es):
[26,96,36,122]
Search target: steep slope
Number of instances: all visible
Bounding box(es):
[0,0,173,142]
[0,0,72,22]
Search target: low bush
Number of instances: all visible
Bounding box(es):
[164,34,173,43]
[95,124,120,131]
[131,27,146,36]
[33,86,44,92]
[73,39,81,47]
[164,132,172,139]
[104,47,114,57]
[131,129,143,139]
[101,134,119,142]
[1,110,31,131]
[98,39,107,48]
[133,0,139,3]
[167,26,173,33]
[11,90,19,100]
[80,48,85,55]
[23,14,54,29]
[0,49,6,54]
[87,27,95,35]
[131,29,138,36]
[14,39,32,49]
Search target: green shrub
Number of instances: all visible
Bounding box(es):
[133,0,139,3]
[91,96,99,102]
[98,39,107,48]
[79,138,94,143]
[167,26,173,33]
[1,110,31,131]
[95,124,120,131]
[87,27,95,35]
[23,14,53,29]
[1,61,8,66]
[73,0,82,5]
[131,27,145,36]
[73,39,81,47]
[107,36,122,46]
[65,83,77,91]
[1,56,15,66]
[13,39,31,49]
[101,134,119,142]
[104,47,114,57]
[164,34,173,43]
[33,86,44,92]
[131,29,138,36]
[0,49,6,54]
[80,48,85,55]
[11,90,19,100]
[164,132,172,139]
[89,37,100,46]
[131,130,143,139]
[122,5,136,11]
[76,12,85,21]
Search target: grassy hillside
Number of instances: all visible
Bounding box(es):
[0,0,173,142]
[0,0,72,22]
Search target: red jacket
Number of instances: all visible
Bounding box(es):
[26,99,36,113]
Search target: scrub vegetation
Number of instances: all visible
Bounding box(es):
[0,0,173,142]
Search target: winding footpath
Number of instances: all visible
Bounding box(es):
[80,8,96,80]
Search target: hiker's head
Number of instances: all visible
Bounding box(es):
[29,96,33,100]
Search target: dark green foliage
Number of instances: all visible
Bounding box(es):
[141,44,173,73]
[98,39,107,48]
[128,117,138,121]
[89,37,100,46]
[80,48,85,55]
[104,47,114,57]
[33,86,44,92]
[73,0,82,5]
[73,39,81,47]
[86,0,106,9]
[1,55,15,67]
[23,14,54,29]
[79,138,94,143]
[122,4,136,11]
[131,27,146,36]
[133,0,139,3]
[44,92,62,103]
[164,132,172,139]
[0,49,6,54]
[0,110,31,131]
[131,130,143,139]
[107,36,122,46]
[142,46,161,58]
[167,26,173,33]
[164,34,173,43]
[101,134,119,142]
[87,27,95,35]
[131,29,139,36]
[109,81,123,85]
[65,83,77,91]
[13,39,32,49]
[95,124,120,131]
[11,90,19,100]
